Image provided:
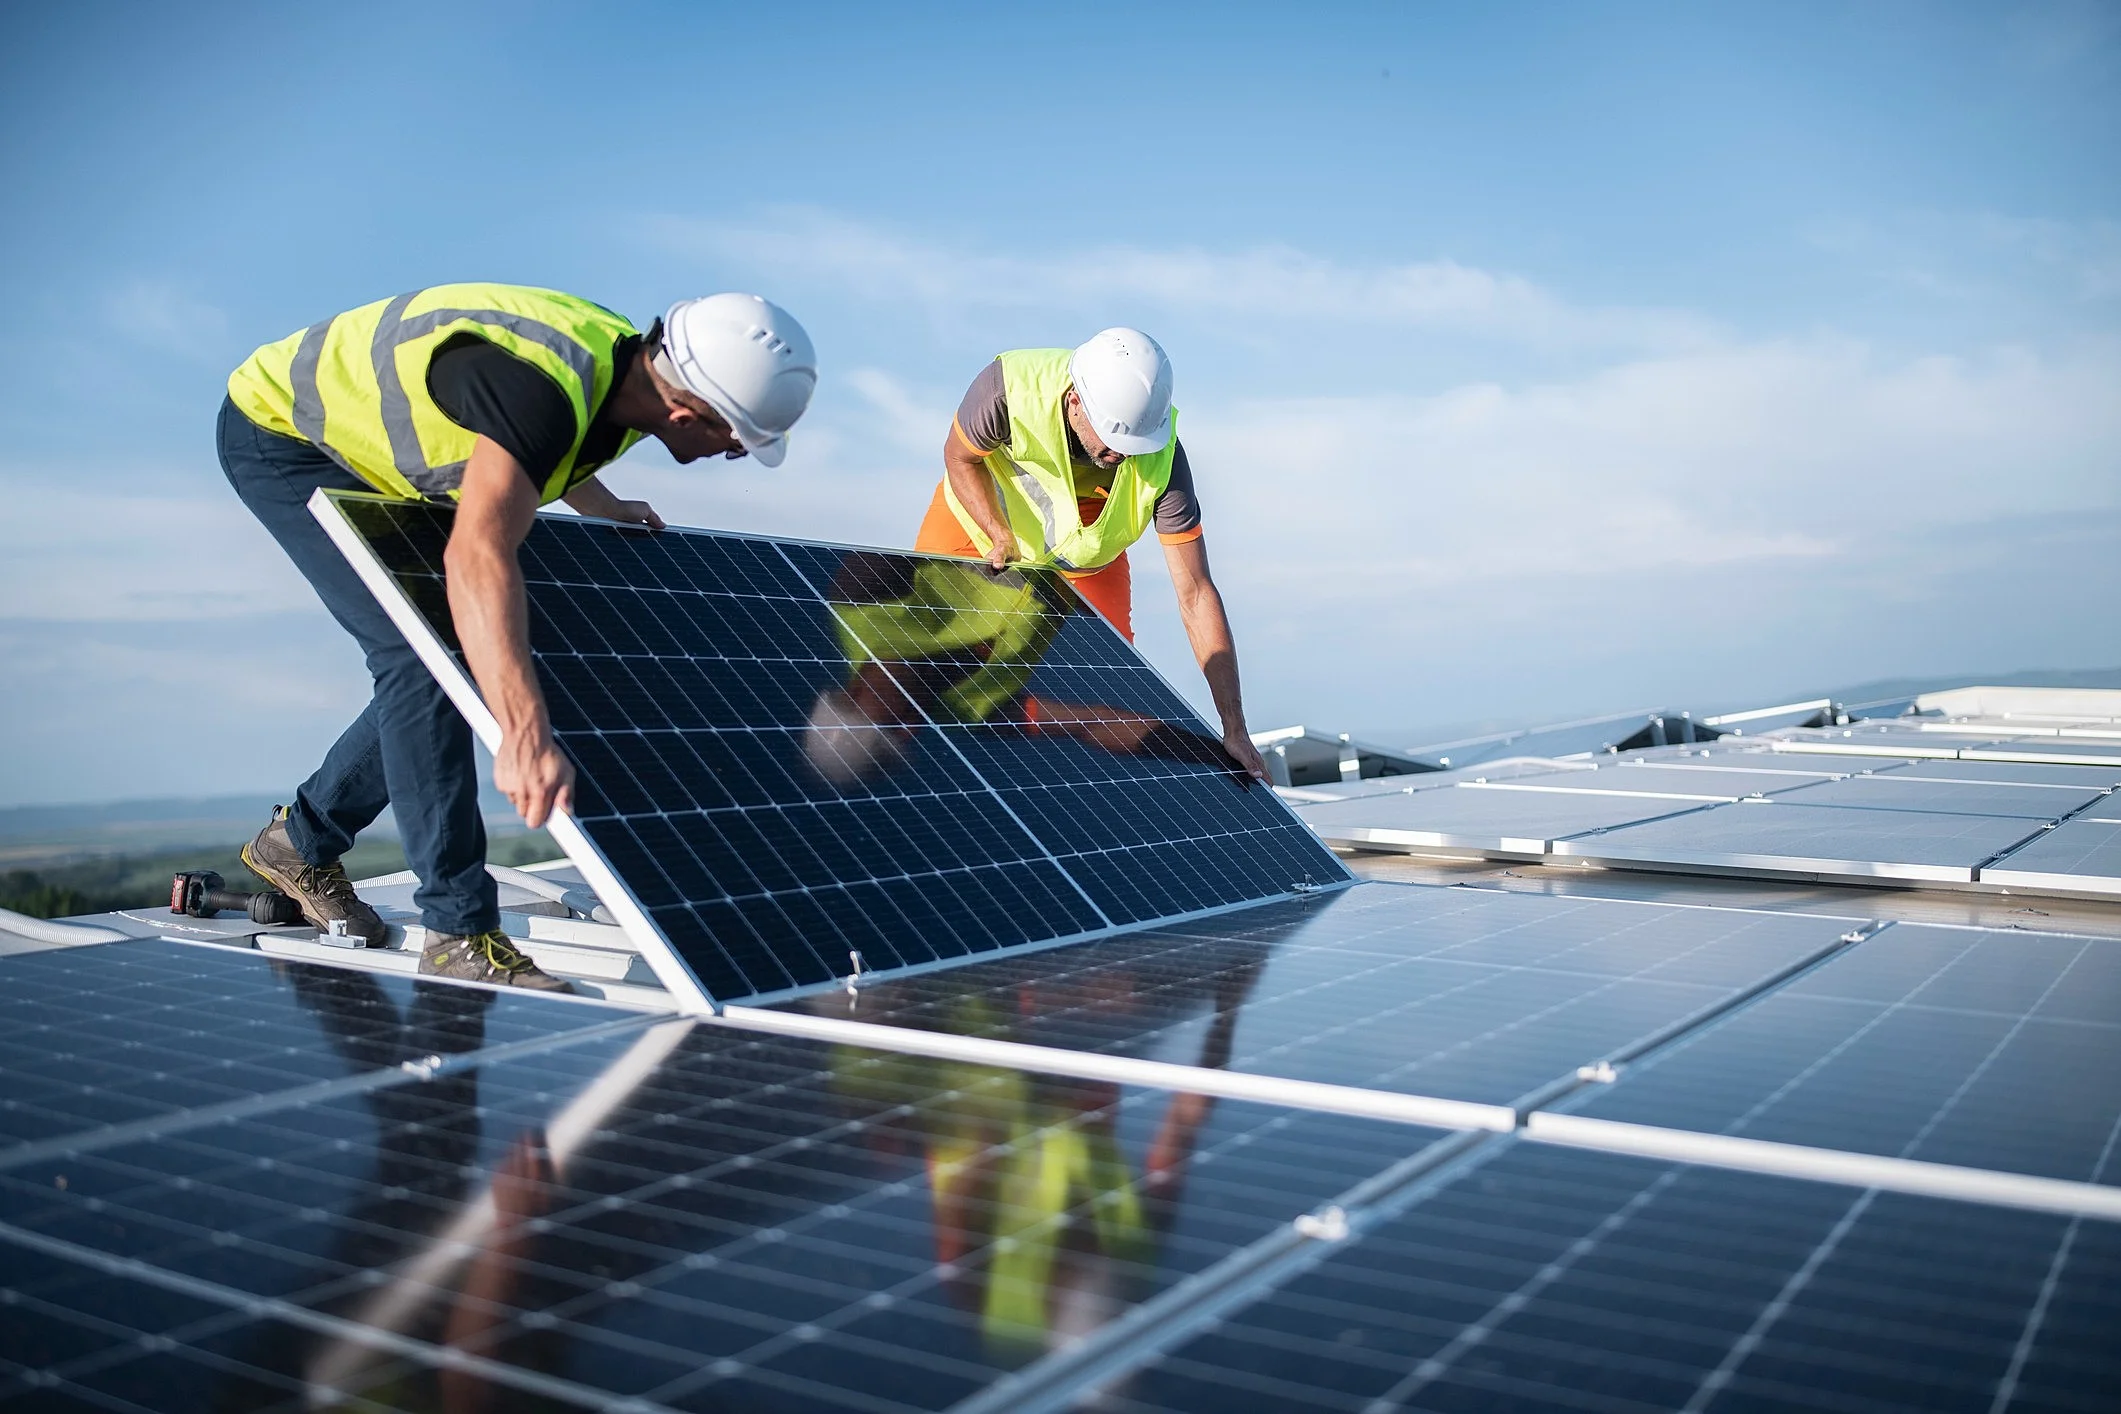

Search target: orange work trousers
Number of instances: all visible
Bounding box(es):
[913,481,1134,642]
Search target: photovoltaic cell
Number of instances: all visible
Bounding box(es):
[1108,1143,2121,1413]
[0,1018,1436,1413]
[1568,923,2121,1184]
[317,495,1345,1006]
[776,884,1857,1108]
[0,941,627,1154]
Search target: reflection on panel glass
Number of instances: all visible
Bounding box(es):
[1571,922,2121,1182]
[800,551,1344,926]
[328,495,1344,1005]
[785,885,1854,1107]
[0,955,1427,1412]
[1118,1143,2117,1413]
[0,941,625,1152]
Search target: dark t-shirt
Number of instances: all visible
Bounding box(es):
[425,332,639,491]
[952,358,1202,537]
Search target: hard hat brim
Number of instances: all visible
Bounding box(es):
[1094,413,1173,459]
[743,432,788,468]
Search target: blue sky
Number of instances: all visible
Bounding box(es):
[3,1,2117,805]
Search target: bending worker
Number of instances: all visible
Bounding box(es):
[918,330,1268,780]
[220,283,816,989]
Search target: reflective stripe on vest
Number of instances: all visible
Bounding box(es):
[228,284,641,504]
[942,348,1176,571]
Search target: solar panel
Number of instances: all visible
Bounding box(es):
[1295,784,1714,856]
[1553,799,2047,883]
[769,884,1859,1109]
[1499,763,1842,799]
[1698,747,1921,773]
[1756,774,2103,819]
[1982,820,2121,897]
[313,493,1346,1009]
[1564,922,2121,1184]
[0,941,632,1156]
[0,1016,1441,1412]
[1967,740,2121,767]
[1895,758,2121,789]
[1111,1142,2120,1414]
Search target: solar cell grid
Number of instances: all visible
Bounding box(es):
[322,495,1345,1007]
[776,886,1857,1109]
[1106,1143,2121,1414]
[0,942,625,1155]
[1567,923,2121,1185]
[0,1018,1440,1413]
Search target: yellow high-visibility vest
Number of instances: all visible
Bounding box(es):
[943,348,1176,571]
[226,283,644,503]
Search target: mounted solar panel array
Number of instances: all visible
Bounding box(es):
[313,492,1346,1009]
[8,883,2121,1408]
[1299,736,2121,897]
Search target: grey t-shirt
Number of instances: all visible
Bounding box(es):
[953,359,1202,538]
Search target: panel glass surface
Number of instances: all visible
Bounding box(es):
[0,941,628,1154]
[773,884,1856,1108]
[1570,923,2121,1183]
[1501,764,1841,800]
[1760,774,2101,819]
[1108,1142,2120,1413]
[1296,786,1714,851]
[1555,800,2048,880]
[1892,758,2121,789]
[1982,819,2121,892]
[1700,748,1920,773]
[0,1019,1430,1413]
[328,498,1343,1003]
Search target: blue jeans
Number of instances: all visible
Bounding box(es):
[217,398,498,934]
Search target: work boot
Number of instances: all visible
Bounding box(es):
[242,807,388,947]
[420,929,573,993]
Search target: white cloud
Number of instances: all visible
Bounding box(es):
[649,209,1718,353]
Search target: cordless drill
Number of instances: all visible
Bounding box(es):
[169,870,305,926]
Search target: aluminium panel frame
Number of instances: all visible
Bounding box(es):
[311,489,721,1013]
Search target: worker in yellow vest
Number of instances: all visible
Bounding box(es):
[220,284,816,988]
[916,330,1269,781]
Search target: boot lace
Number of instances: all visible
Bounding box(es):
[469,930,534,974]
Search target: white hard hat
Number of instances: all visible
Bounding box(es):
[1068,327,1173,458]
[656,293,817,468]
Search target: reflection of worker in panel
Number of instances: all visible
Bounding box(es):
[831,954,1261,1358]
[915,331,1269,782]
[219,285,814,988]
[804,553,1247,786]
[253,967,565,1411]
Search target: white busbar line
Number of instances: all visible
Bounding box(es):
[715,1006,1520,1134]
[1524,1113,2121,1222]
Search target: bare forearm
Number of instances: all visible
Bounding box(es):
[1179,584,1248,734]
[943,436,1013,558]
[561,475,622,520]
